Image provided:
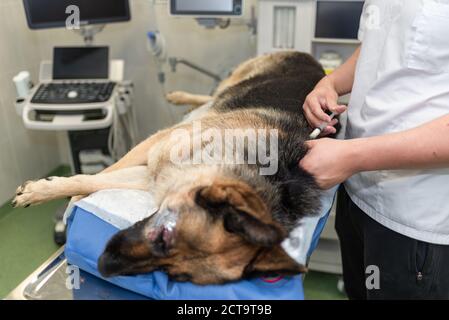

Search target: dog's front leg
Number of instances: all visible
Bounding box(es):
[12,166,150,208]
[166,91,213,108]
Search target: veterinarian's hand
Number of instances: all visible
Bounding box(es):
[299,138,357,190]
[302,76,347,136]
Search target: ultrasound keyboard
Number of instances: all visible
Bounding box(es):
[31,82,116,104]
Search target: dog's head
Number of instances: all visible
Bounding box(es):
[98,178,305,284]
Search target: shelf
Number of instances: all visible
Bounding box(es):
[312,38,361,45]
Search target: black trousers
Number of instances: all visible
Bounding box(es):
[335,185,449,300]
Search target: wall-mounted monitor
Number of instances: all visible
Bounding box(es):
[315,1,364,39]
[23,0,131,29]
[170,0,243,17]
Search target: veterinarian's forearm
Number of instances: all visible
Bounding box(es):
[327,46,361,95]
[349,114,449,173]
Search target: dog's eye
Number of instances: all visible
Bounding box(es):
[170,273,192,282]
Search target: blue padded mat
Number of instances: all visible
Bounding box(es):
[65,206,329,300]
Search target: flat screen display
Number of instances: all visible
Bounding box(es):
[170,0,242,16]
[23,0,130,29]
[53,47,109,80]
[315,1,364,39]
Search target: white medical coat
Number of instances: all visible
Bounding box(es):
[345,0,449,244]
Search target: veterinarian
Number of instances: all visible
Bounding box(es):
[300,0,449,299]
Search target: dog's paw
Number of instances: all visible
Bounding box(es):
[12,178,56,208]
[12,181,32,208]
[166,91,189,105]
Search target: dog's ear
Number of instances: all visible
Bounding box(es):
[195,179,286,247]
[244,246,307,276]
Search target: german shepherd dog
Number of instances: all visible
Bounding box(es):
[12,51,326,284]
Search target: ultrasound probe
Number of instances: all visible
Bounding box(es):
[309,111,337,139]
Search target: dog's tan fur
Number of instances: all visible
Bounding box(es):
[12,108,280,206]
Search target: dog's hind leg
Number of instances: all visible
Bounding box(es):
[12,166,150,208]
[166,91,212,109]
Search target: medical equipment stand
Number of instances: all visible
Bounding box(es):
[74,25,106,46]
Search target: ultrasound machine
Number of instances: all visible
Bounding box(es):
[19,0,135,168]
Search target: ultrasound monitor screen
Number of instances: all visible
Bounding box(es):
[53,47,109,80]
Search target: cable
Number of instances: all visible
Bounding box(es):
[108,81,139,161]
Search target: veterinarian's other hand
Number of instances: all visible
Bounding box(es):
[302,76,347,136]
[299,138,357,190]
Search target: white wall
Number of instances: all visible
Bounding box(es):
[0,0,257,204]
[0,0,62,205]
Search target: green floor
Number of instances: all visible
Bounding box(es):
[303,271,346,300]
[0,166,346,299]
[0,166,70,298]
